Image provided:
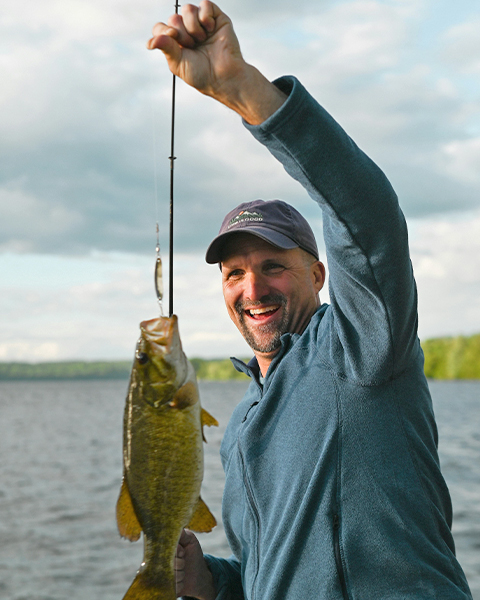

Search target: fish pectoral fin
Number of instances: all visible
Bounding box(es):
[168,380,198,409]
[116,477,142,542]
[201,408,219,428]
[186,496,217,533]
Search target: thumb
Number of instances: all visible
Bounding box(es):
[147,30,182,61]
[178,528,199,549]
[147,32,185,78]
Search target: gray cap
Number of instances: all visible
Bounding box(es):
[205,199,319,264]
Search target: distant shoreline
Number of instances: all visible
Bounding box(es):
[0,357,249,382]
[1,333,479,380]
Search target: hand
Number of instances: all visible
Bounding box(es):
[175,529,216,600]
[147,1,286,124]
[147,2,244,97]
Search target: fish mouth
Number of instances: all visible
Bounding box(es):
[137,316,183,371]
[140,316,177,349]
[137,315,188,391]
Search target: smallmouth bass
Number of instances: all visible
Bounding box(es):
[116,315,218,599]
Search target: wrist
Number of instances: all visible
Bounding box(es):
[211,63,287,125]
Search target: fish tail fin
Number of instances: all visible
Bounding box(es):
[122,572,176,600]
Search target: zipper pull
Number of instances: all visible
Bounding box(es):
[242,401,259,423]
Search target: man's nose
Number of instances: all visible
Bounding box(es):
[243,272,270,301]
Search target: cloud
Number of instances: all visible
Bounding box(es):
[3,203,479,363]
[1,0,479,362]
[0,183,83,252]
[410,209,480,338]
[1,0,480,259]
[440,137,480,185]
[442,18,480,75]
[0,251,251,361]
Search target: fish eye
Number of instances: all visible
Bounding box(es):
[136,351,149,365]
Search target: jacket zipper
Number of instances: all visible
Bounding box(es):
[333,514,349,600]
[242,401,259,423]
[238,444,261,600]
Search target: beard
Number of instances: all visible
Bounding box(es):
[235,294,289,354]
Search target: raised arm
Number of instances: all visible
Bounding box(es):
[147,0,286,125]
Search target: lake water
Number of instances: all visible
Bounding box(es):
[0,378,478,599]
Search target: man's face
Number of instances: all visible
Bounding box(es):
[221,233,325,365]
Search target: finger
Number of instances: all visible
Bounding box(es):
[176,543,185,559]
[175,574,185,596]
[180,4,207,43]
[151,21,172,38]
[178,528,191,547]
[146,31,182,66]
[198,0,218,32]
[174,556,185,572]
[179,528,198,548]
[147,22,181,52]
[167,13,197,48]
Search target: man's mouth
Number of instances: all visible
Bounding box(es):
[245,305,280,319]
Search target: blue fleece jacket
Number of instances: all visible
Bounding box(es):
[203,76,472,600]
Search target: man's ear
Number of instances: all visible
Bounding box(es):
[311,260,326,293]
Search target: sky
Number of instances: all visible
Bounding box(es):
[1,0,480,362]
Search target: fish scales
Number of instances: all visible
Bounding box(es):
[117,315,217,600]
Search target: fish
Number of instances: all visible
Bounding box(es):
[116,315,218,600]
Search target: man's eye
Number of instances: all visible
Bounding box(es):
[227,269,244,279]
[265,263,285,274]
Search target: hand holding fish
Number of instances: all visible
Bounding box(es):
[147,1,286,124]
[175,529,216,600]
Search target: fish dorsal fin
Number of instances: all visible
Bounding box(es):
[116,477,142,541]
[186,496,217,533]
[201,408,219,428]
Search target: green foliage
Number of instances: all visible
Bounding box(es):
[5,333,479,381]
[190,358,249,381]
[0,358,250,381]
[421,334,480,379]
[0,361,132,381]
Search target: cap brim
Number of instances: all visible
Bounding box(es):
[205,227,299,264]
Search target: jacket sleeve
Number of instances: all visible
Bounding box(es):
[244,76,419,384]
[201,554,244,600]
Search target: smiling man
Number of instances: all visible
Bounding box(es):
[148,3,473,600]
[208,203,325,374]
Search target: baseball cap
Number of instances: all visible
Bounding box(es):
[205,199,319,264]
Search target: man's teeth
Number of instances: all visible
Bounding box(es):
[248,306,277,315]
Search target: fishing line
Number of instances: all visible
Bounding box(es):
[153,25,181,590]
[168,7,181,598]
[167,0,181,319]
[153,0,180,318]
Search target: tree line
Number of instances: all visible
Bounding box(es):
[0,358,249,381]
[0,334,479,380]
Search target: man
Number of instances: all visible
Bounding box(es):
[148,3,473,599]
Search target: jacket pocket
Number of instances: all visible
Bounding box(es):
[333,514,349,600]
